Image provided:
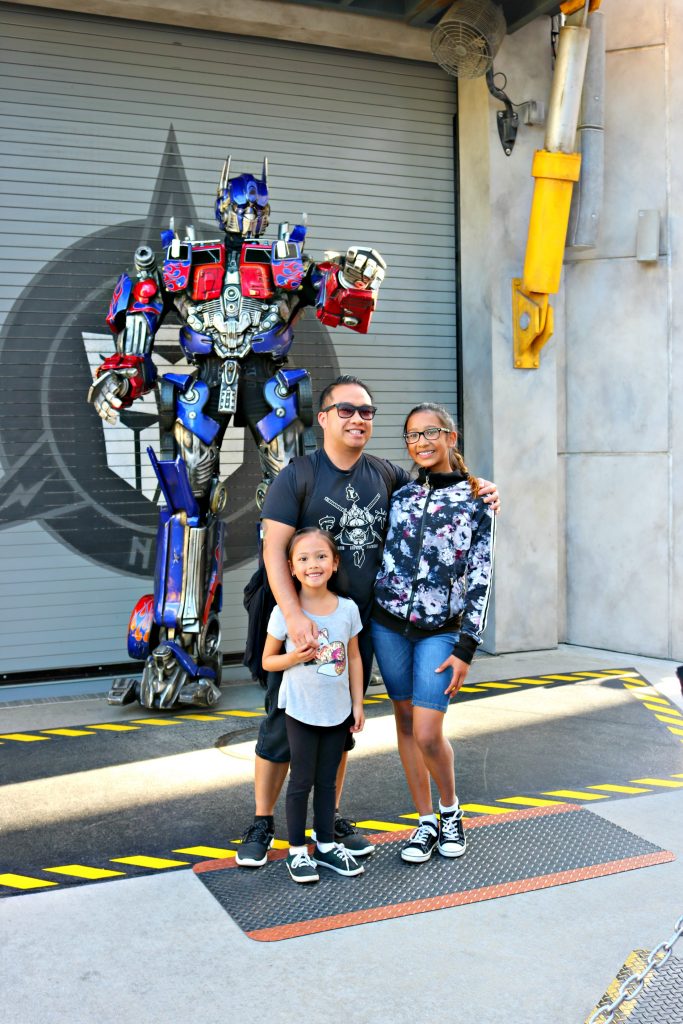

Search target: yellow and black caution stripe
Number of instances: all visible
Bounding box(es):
[0,699,384,746]
[3,770,683,896]
[0,708,267,746]
[2,668,674,747]
[459,667,644,694]
[403,773,683,818]
[618,673,683,744]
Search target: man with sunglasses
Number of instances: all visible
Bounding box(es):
[236,375,499,866]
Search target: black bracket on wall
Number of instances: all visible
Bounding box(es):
[486,68,519,156]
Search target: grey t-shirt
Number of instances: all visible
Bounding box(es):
[268,597,363,726]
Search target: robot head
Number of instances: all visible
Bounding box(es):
[215,156,270,237]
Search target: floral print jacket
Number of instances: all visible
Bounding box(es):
[374,469,495,662]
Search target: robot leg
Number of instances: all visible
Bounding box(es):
[109,376,226,710]
[253,367,316,509]
[138,470,225,710]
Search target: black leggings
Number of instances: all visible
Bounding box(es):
[285,714,351,846]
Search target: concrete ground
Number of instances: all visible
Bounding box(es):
[1,644,682,1024]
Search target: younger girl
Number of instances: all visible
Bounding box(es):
[372,403,495,864]
[262,527,366,884]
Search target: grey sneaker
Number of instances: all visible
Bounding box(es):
[286,850,319,884]
[401,820,439,863]
[311,816,375,857]
[314,843,364,876]
[438,809,466,858]
[235,819,274,867]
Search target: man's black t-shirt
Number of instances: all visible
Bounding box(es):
[260,449,409,622]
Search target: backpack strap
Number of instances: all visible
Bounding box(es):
[290,453,316,522]
[365,453,402,500]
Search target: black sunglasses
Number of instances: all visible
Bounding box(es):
[320,402,377,421]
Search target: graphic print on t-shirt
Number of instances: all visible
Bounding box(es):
[315,627,346,677]
[319,483,387,568]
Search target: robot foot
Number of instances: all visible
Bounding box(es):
[177,679,221,707]
[139,642,221,710]
[107,676,140,705]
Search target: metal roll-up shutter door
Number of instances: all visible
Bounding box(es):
[0,3,457,675]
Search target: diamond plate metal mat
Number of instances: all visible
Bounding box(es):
[626,956,683,1023]
[194,805,674,942]
[587,955,683,1024]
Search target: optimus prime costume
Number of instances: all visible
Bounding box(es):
[88,157,386,710]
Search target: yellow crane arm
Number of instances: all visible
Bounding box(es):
[512,0,601,369]
[512,150,581,368]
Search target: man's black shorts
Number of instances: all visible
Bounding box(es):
[254,625,374,764]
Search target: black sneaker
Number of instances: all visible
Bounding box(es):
[314,843,364,876]
[286,850,319,884]
[438,809,466,858]
[310,816,375,856]
[401,820,439,863]
[334,815,376,856]
[235,819,274,867]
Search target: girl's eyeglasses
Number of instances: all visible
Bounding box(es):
[320,403,377,421]
[403,426,450,444]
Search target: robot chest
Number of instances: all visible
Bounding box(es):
[164,240,304,301]
[192,283,270,339]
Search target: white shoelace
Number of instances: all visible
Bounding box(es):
[440,814,464,843]
[329,842,356,867]
[290,851,316,869]
[411,822,437,846]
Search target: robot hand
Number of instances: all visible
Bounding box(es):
[339,246,386,292]
[88,353,155,425]
[87,368,136,425]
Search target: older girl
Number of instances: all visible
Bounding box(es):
[371,403,495,863]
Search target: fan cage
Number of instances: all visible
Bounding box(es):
[431,0,507,79]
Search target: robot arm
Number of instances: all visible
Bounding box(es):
[88,245,165,423]
[315,246,386,333]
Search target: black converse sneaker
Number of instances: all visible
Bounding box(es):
[438,809,466,858]
[286,850,319,884]
[235,819,274,867]
[311,816,375,857]
[335,815,376,855]
[401,820,439,863]
[314,843,364,876]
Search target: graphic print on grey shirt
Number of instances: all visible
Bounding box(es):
[268,597,363,727]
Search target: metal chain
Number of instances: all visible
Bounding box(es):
[587,914,683,1024]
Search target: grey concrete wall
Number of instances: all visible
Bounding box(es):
[563,0,675,658]
[0,0,433,60]
[669,1,683,661]
[460,21,560,654]
[460,0,679,659]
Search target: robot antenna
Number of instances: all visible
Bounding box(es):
[219,155,231,193]
[262,156,268,187]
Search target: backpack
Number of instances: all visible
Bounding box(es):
[242,451,402,686]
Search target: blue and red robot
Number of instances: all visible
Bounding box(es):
[88,157,386,709]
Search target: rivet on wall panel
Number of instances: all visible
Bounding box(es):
[636,209,660,263]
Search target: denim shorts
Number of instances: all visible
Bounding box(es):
[370,619,459,713]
